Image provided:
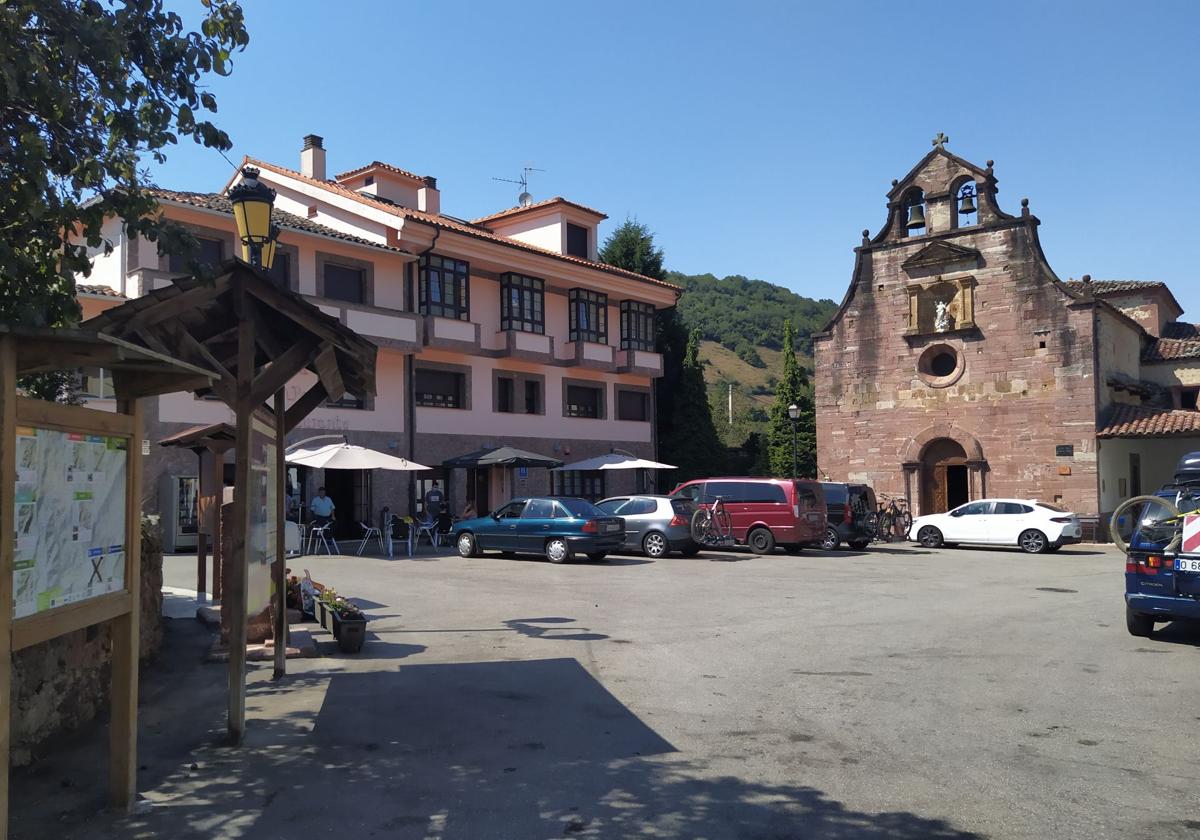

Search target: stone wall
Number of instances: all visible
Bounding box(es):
[9,518,164,766]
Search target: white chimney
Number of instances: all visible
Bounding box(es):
[301,134,326,181]
[418,176,440,215]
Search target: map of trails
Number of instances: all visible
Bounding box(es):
[13,427,127,619]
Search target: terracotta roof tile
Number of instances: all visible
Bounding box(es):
[334,160,428,184]
[1063,279,1167,295]
[76,284,125,298]
[242,158,678,292]
[472,196,608,226]
[1098,404,1200,438]
[146,188,410,255]
[1163,321,1200,340]
[1144,335,1200,362]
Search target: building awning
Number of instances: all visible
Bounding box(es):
[159,423,237,452]
[1098,404,1200,438]
[552,453,676,472]
[443,446,563,469]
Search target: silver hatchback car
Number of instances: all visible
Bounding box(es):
[595,495,701,558]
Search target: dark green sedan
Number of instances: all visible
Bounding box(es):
[453,497,625,563]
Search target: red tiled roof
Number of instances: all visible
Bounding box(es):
[1064,279,1167,295]
[241,158,678,292]
[472,196,608,226]
[1163,322,1200,340]
[334,160,428,184]
[76,284,125,298]
[1144,335,1200,362]
[1098,404,1200,438]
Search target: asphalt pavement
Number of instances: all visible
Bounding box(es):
[17,540,1200,839]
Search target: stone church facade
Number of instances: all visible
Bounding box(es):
[813,141,1200,532]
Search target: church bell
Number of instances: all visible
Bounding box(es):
[958,190,977,216]
[905,203,926,230]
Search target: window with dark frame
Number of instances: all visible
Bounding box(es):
[566,223,589,258]
[569,288,607,344]
[555,470,604,501]
[620,300,655,351]
[525,380,541,415]
[419,254,470,320]
[617,390,649,422]
[323,262,365,304]
[497,377,514,413]
[500,273,544,333]
[415,368,465,409]
[566,383,602,418]
[168,235,224,272]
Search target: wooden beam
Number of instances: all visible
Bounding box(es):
[120,276,231,334]
[163,323,235,384]
[15,397,135,437]
[283,381,329,435]
[247,338,317,409]
[11,591,132,651]
[272,389,287,681]
[313,343,345,403]
[227,289,255,745]
[0,335,16,840]
[242,277,360,355]
[110,397,142,810]
[113,371,216,402]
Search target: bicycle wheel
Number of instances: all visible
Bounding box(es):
[691,507,714,543]
[863,511,879,536]
[715,508,733,541]
[897,511,912,536]
[878,513,895,541]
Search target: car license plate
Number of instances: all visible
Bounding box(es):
[1176,557,1200,573]
[604,523,619,533]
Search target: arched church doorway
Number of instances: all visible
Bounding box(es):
[921,438,969,514]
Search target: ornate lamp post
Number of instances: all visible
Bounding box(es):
[228,166,279,270]
[787,402,800,479]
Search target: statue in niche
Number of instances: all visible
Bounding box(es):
[934,300,951,333]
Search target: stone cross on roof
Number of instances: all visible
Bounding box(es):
[932,132,949,150]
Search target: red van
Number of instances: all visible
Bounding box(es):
[670,477,827,554]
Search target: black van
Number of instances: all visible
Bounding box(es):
[819,482,877,550]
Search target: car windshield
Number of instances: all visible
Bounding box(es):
[671,498,695,515]
[557,497,603,518]
[596,499,624,515]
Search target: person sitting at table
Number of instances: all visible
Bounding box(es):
[435,503,454,538]
[310,486,335,527]
[461,500,477,520]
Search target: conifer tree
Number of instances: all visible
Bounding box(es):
[767,321,816,478]
[660,328,725,482]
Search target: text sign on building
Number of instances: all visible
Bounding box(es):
[1055,444,1074,457]
[13,427,128,619]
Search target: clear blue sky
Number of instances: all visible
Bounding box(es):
[155,1,1200,314]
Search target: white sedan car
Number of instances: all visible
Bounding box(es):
[908,499,1083,553]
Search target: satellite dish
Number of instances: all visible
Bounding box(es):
[518,191,533,207]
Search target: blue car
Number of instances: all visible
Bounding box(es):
[1123,453,1200,636]
[453,496,625,563]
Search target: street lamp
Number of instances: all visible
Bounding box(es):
[229,166,279,270]
[787,402,801,479]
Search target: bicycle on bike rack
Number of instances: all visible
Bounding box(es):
[691,495,736,548]
[873,495,912,542]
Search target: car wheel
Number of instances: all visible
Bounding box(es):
[456,532,478,558]
[747,527,776,555]
[587,552,608,562]
[917,526,943,548]
[821,527,840,551]
[545,537,572,564]
[848,539,870,550]
[1018,529,1048,554]
[680,544,701,557]
[1126,606,1154,637]
[642,531,668,558]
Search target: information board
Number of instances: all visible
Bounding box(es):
[13,426,128,619]
[246,415,276,616]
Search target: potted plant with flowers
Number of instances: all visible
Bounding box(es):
[326,594,367,653]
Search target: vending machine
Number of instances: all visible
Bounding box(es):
[159,474,199,552]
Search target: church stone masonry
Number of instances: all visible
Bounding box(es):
[814,139,1105,519]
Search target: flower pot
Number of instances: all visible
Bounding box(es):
[317,600,328,630]
[331,613,367,654]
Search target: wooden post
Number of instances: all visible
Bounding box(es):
[110,398,142,809]
[0,336,16,840]
[272,388,286,680]
[227,289,255,744]
[210,448,224,603]
[196,532,207,602]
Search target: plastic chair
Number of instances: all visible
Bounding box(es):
[414,516,438,549]
[385,515,413,558]
[357,521,383,555]
[307,523,340,555]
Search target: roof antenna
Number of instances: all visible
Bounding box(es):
[492,165,545,207]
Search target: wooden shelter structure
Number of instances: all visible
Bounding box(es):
[0,325,216,837]
[159,423,236,602]
[85,260,376,739]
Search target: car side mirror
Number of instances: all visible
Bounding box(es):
[491,512,501,520]
[949,510,962,517]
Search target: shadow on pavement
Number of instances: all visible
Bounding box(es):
[101,657,981,840]
[1147,620,1200,647]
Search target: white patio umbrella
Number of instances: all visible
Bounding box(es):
[551,452,677,472]
[285,442,430,471]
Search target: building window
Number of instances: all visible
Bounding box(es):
[415,368,465,409]
[169,235,224,273]
[555,470,604,501]
[324,262,365,303]
[497,377,515,413]
[325,394,364,410]
[617,389,649,422]
[500,273,544,333]
[525,380,541,415]
[566,223,589,259]
[419,254,470,320]
[569,289,607,344]
[266,251,291,288]
[620,300,655,351]
[78,367,113,399]
[566,383,603,418]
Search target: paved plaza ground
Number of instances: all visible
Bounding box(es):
[11,541,1200,839]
